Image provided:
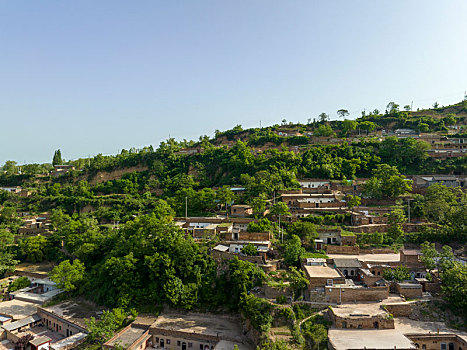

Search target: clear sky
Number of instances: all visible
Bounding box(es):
[1,1,467,164]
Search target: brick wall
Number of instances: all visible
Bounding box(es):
[237,231,271,241]
[341,235,357,246]
[383,303,412,317]
[325,286,388,303]
[263,284,292,299]
[329,309,394,330]
[326,245,359,254]
[211,250,264,264]
[309,277,346,289]
[406,334,467,350]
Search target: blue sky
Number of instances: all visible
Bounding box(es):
[1,1,467,164]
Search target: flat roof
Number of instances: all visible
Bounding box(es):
[331,303,388,318]
[151,313,245,341]
[328,253,400,263]
[328,328,416,349]
[42,300,105,329]
[0,299,38,320]
[328,317,467,350]
[303,265,342,279]
[106,325,149,348]
[213,245,229,252]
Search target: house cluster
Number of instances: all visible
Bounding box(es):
[103,312,253,350]
[300,249,441,304]
[18,215,52,235]
[0,277,93,350]
[327,302,467,349]
[0,186,31,197]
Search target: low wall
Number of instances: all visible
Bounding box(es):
[326,245,359,254]
[264,284,292,299]
[383,303,412,317]
[211,250,264,264]
[360,248,396,254]
[325,286,388,303]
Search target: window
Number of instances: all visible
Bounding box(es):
[156,338,159,343]
[200,345,204,350]
[178,341,181,346]
[441,344,447,350]
[188,343,193,348]
[167,339,171,344]
[422,345,426,350]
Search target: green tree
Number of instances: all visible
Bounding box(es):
[0,229,18,276]
[85,308,137,346]
[425,183,458,223]
[387,208,406,241]
[2,161,18,175]
[50,259,85,292]
[283,235,305,267]
[420,241,437,274]
[318,113,329,123]
[241,243,258,256]
[342,119,357,136]
[52,149,63,166]
[337,109,350,119]
[441,262,467,315]
[19,236,48,263]
[346,195,361,210]
[287,221,317,242]
[288,266,309,300]
[359,121,376,135]
[8,277,30,292]
[240,294,273,333]
[383,265,411,281]
[270,202,291,217]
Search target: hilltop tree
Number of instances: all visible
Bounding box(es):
[2,161,17,175]
[386,102,399,114]
[318,113,329,123]
[337,109,349,119]
[52,149,63,166]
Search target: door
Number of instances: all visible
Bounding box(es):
[182,343,187,350]
[160,339,165,348]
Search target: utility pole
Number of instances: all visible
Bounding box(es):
[411,101,414,111]
[185,196,188,219]
[407,198,412,223]
[278,214,282,243]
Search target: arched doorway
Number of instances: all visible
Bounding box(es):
[373,321,379,329]
[160,339,165,348]
[182,342,187,350]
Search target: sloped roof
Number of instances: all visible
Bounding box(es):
[333,258,362,268]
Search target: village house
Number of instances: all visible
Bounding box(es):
[332,258,362,280]
[230,205,253,217]
[0,301,95,350]
[104,313,253,350]
[411,175,467,189]
[9,278,62,305]
[328,303,395,330]
[52,165,75,176]
[302,258,345,289]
